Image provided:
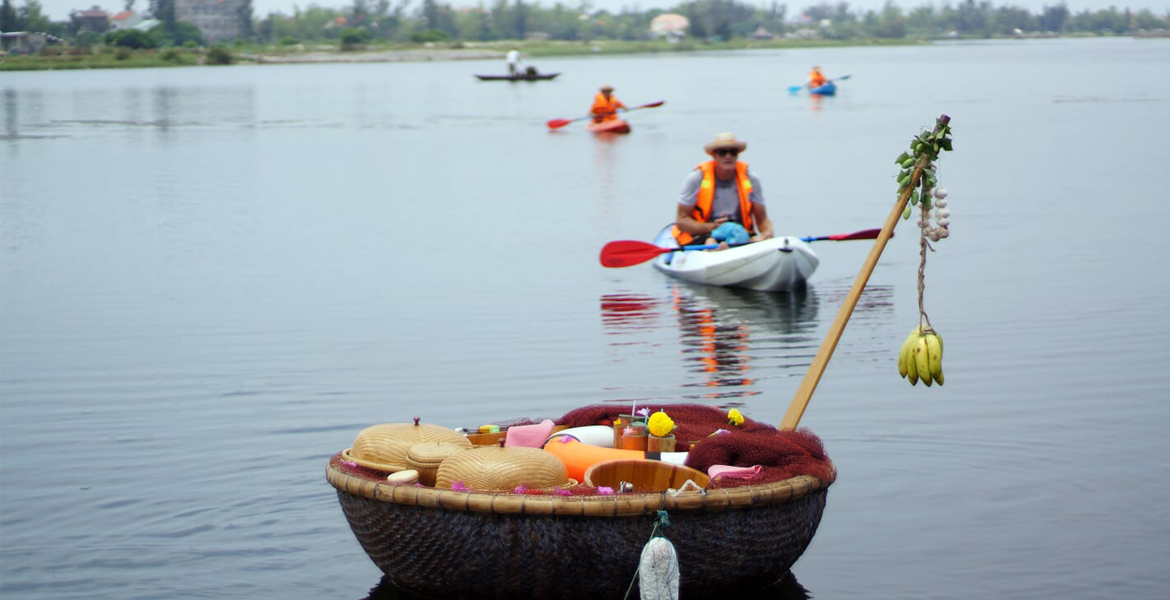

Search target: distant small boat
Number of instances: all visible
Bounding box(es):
[586,118,631,135]
[809,82,837,96]
[475,72,560,81]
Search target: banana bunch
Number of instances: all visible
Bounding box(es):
[897,326,945,386]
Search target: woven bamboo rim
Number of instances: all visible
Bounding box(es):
[327,458,833,517]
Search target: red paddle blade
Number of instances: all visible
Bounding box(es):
[827,228,884,241]
[546,118,573,129]
[638,100,665,109]
[599,240,672,268]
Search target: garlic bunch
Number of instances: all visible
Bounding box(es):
[919,188,951,242]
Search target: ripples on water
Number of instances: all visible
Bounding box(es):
[598,282,894,406]
[362,571,812,599]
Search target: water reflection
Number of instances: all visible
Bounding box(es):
[3,88,16,139]
[361,570,811,599]
[600,284,821,399]
[0,88,58,142]
[687,284,821,337]
[30,85,259,134]
[152,86,178,135]
[599,293,660,332]
[675,286,756,391]
[675,285,820,398]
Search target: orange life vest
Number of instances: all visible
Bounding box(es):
[809,71,828,88]
[591,93,623,122]
[672,161,755,245]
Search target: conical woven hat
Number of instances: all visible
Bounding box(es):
[406,442,472,487]
[435,446,569,491]
[343,422,472,473]
[407,441,471,468]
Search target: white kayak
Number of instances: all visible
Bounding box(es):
[650,226,820,292]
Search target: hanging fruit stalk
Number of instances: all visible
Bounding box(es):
[780,115,951,431]
[894,118,954,387]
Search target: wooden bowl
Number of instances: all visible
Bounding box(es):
[584,459,710,493]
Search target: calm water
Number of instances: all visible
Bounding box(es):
[2,38,1169,599]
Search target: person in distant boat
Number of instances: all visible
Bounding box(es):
[807,65,828,89]
[590,85,626,123]
[506,47,520,75]
[672,133,774,248]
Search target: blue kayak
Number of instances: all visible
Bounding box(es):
[809,82,837,96]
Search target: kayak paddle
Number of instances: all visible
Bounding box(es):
[546,100,665,130]
[788,74,851,94]
[599,227,884,268]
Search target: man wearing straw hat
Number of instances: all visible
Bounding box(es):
[672,132,774,248]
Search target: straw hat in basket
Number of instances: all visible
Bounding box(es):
[406,441,472,487]
[342,421,472,473]
[435,446,570,491]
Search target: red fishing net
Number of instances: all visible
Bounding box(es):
[558,404,834,488]
[557,403,775,445]
[686,428,835,488]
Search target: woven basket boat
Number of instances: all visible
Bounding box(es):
[327,450,832,599]
[323,115,954,597]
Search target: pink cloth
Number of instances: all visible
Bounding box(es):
[505,419,556,448]
[707,464,763,479]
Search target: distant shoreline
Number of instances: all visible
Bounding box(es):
[3,34,1164,72]
[0,38,927,71]
[252,38,924,65]
[252,48,502,64]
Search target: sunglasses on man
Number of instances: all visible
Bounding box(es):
[714,149,740,157]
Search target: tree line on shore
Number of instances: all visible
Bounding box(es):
[2,0,1168,49]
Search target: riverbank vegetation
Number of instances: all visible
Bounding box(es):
[245,0,1170,44]
[2,0,1167,71]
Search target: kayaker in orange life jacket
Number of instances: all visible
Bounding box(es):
[590,85,626,123]
[672,132,774,248]
[807,66,828,89]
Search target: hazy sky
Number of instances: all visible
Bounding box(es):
[30,0,1170,28]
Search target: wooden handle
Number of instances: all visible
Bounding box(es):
[780,115,950,431]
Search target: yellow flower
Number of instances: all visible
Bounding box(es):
[648,411,675,438]
[727,408,744,427]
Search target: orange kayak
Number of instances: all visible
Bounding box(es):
[587,119,631,135]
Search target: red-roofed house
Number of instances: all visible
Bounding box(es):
[109,10,147,32]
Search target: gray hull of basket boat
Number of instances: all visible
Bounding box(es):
[331,465,829,598]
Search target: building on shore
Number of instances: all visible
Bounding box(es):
[649,13,689,42]
[175,0,249,43]
[108,10,148,32]
[2,31,64,54]
[72,7,111,33]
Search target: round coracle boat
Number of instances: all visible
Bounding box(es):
[327,404,835,599]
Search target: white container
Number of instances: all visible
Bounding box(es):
[544,425,615,448]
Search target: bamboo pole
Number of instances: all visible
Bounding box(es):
[780,114,950,431]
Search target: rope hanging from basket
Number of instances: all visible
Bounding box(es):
[625,510,679,600]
